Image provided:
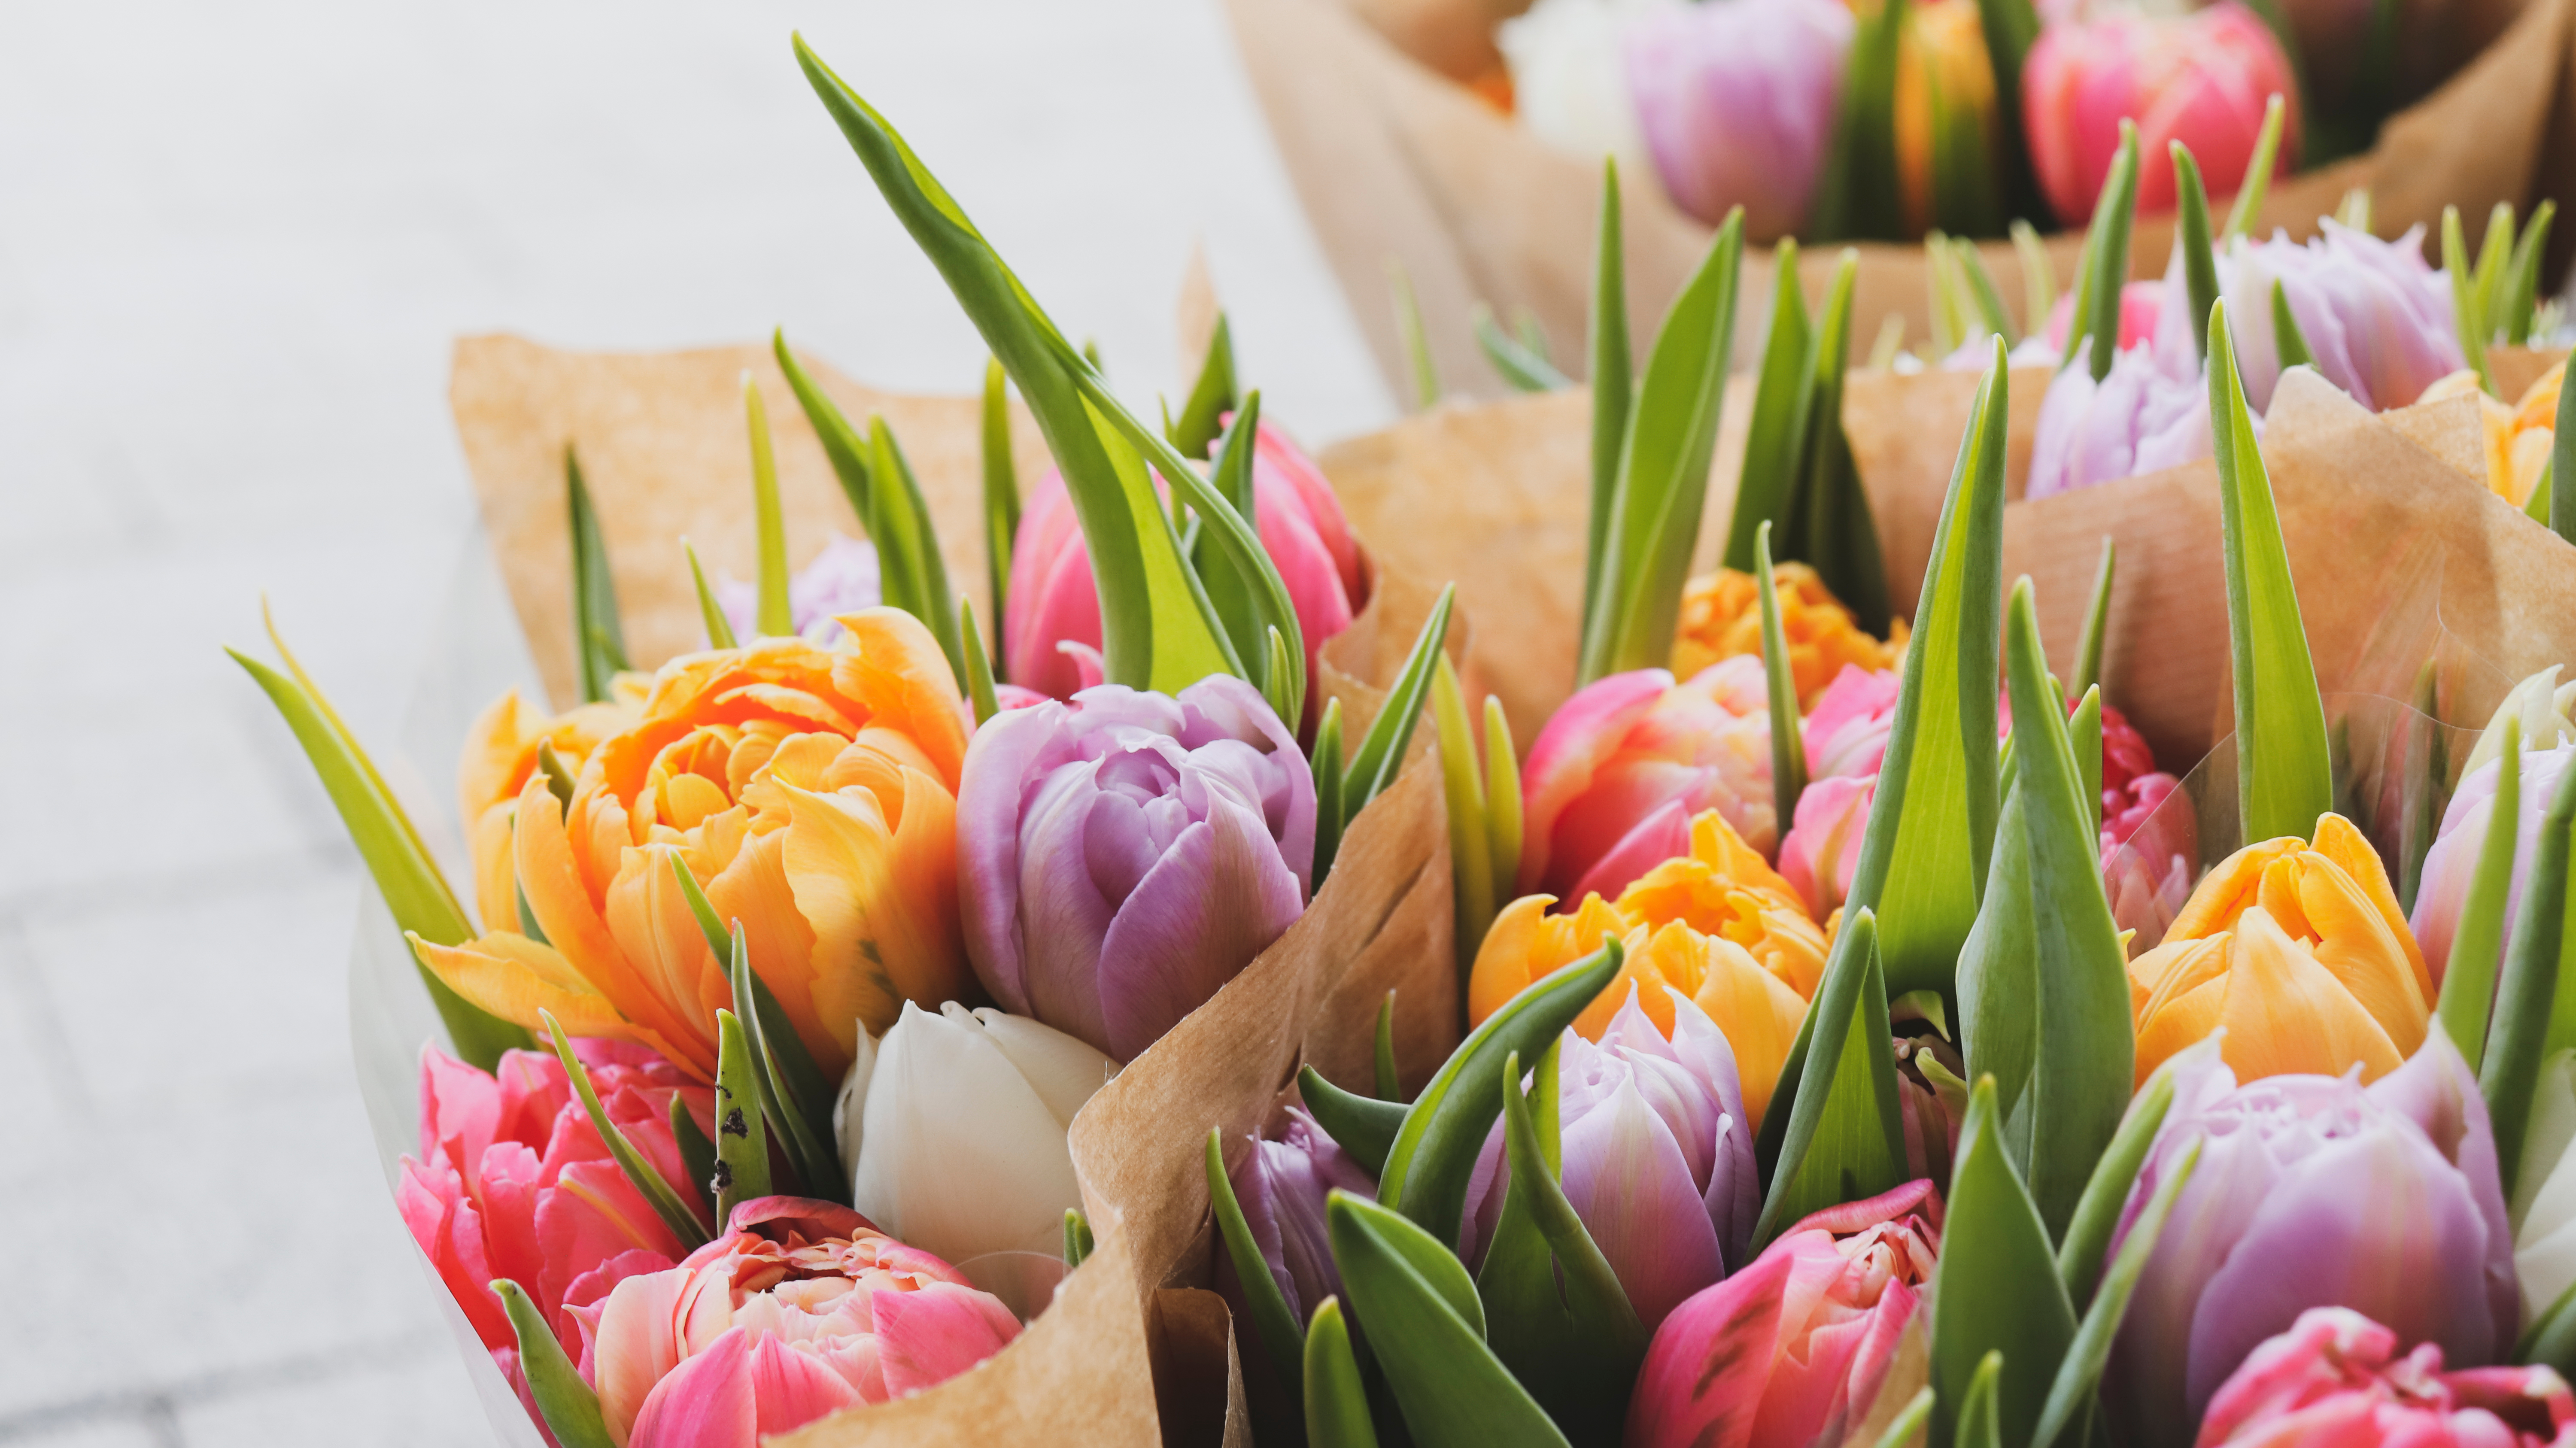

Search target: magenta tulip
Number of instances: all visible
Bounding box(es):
[1626,1178,1940,1448]
[2023,4,2298,225]
[2104,1034,2521,1447]
[2198,1306,2576,1448]
[1622,0,1853,237]
[956,675,1315,1062]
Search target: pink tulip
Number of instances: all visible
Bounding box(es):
[1521,657,1776,902]
[1626,1178,1942,1448]
[1001,422,1365,722]
[589,1197,1021,1447]
[398,1043,714,1375]
[1803,665,1901,782]
[2023,5,2298,225]
[2198,1307,2576,1448]
[2193,220,2464,414]
[1622,0,1853,236]
[1778,773,1872,918]
[2026,338,2217,498]
[2042,280,2171,358]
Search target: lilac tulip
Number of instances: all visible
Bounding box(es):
[956,676,1316,1062]
[2103,1034,2521,1448]
[2193,220,2465,414]
[1622,0,1852,237]
[1218,1108,1376,1327]
[718,532,882,644]
[1458,989,1759,1331]
[2026,340,2217,499]
[2411,741,2576,984]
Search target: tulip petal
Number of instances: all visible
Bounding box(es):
[871,1280,1023,1399]
[629,1325,756,1448]
[744,1333,863,1432]
[1556,1076,1727,1330]
[1568,798,1699,906]
[410,932,683,1065]
[1520,668,1674,894]
[2369,1031,2520,1354]
[952,701,1069,1017]
[1095,787,1306,1060]
[1625,1239,1800,1448]
[778,772,966,1059]
[2218,908,2405,1082]
[969,1008,1118,1129]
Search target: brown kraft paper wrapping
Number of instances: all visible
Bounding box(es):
[1225,0,2573,404]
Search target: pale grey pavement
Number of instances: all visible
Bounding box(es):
[0,3,1388,1440]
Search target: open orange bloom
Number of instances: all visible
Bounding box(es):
[1468,811,1827,1124]
[1671,563,1907,710]
[456,683,644,950]
[2127,813,2433,1087]
[2421,361,2562,508]
[414,610,973,1081]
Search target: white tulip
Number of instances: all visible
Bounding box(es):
[2468,666,2576,777]
[2516,1050,2576,1319]
[835,1000,1119,1269]
[1498,0,1660,188]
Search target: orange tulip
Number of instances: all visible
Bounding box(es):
[1468,810,1826,1124]
[456,683,642,951]
[2421,362,2563,509]
[2127,814,2433,1087]
[1671,563,1908,710]
[415,609,974,1081]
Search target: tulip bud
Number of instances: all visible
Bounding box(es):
[956,676,1315,1060]
[717,532,883,645]
[2023,5,2298,227]
[2104,1036,2521,1447]
[1619,0,1852,236]
[1627,1178,1941,1448]
[2199,1306,2576,1447]
[2211,221,2465,414]
[1215,1108,1376,1330]
[836,1000,1119,1268]
[2413,742,2576,986]
[1671,567,1908,712]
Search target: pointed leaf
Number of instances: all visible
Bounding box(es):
[960,597,1002,725]
[1957,241,2017,347]
[1483,696,1523,911]
[1303,1297,1380,1448]
[2076,124,2141,383]
[2474,203,2517,351]
[1473,303,1571,392]
[2071,686,2104,844]
[867,417,971,686]
[1586,158,1631,625]
[2445,208,2497,396]
[981,357,1019,677]
[2056,1041,2196,1309]
[2070,537,2115,702]
[2555,329,2576,546]
[1929,1076,2077,1448]
[1973,0,2047,228]
[743,374,794,638]
[1312,698,1349,886]
[1343,584,1457,820]
[537,1011,710,1249]
[1197,395,1273,688]
[1064,1208,1096,1268]
[2485,744,2576,1198]
[2270,279,2316,371]
[2172,145,2222,365]
[1209,1127,1307,1402]
[2220,96,2287,242]
[2507,202,2557,346]
[683,540,740,650]
[2011,219,2057,335]
[2440,718,2521,1070]
[1173,312,1239,459]
[1758,522,1810,838]
[1390,260,1440,413]
[1375,993,1403,1102]
[1871,1387,1937,1448]
[496,1279,617,1448]
[1756,909,1908,1244]
[1956,1351,2005,1448]
[684,858,840,1198]
[1436,653,1497,982]
[1722,241,1817,574]
[567,448,629,702]
[712,1005,771,1226]
[1302,1064,1405,1178]
[671,1093,716,1212]
[1812,0,1905,241]
[1783,251,1889,634]
[2032,1140,2202,1448]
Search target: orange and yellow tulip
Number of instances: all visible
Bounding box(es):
[2127,813,2433,1087]
[1468,810,1826,1125]
[2421,361,2563,510]
[415,609,974,1081]
[456,682,643,952]
[1670,563,1908,711]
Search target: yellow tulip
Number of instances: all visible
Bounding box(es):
[2421,362,2561,508]
[1671,563,1907,710]
[1467,811,1826,1124]
[414,609,973,1081]
[2127,814,2433,1086]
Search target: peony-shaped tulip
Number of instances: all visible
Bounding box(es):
[1461,991,1761,1329]
[957,676,1313,1062]
[1002,423,1366,716]
[2207,220,2465,414]
[2199,1306,2576,1448]
[1216,1107,1377,1333]
[456,684,642,951]
[2023,4,2298,225]
[416,613,974,1082]
[2128,813,2433,1085]
[717,533,882,647]
[2026,339,2216,499]
[1620,0,1851,236]
[2412,740,2576,982]
[589,1197,1020,1447]
[1671,565,1907,711]
[834,999,1118,1268]
[2104,1035,2521,1447]
[1625,1178,1941,1448]
[1521,657,1775,902]
[1471,809,1825,1124]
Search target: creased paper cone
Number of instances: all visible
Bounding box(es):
[1229,0,2573,404]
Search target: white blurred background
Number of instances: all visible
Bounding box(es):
[0,3,1386,1442]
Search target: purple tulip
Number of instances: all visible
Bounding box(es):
[957,676,1316,1062]
[1623,0,1852,237]
[2412,742,2576,983]
[2026,339,2217,499]
[1219,1108,1376,1327]
[2188,220,2465,414]
[2102,1034,2521,1448]
[718,532,883,643]
[1458,989,1760,1331]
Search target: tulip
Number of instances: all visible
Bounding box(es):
[2026,338,2216,499]
[2103,1035,2521,1447]
[1500,0,1661,196]
[2413,742,2576,984]
[400,1042,714,1375]
[836,1000,1118,1268]
[1772,665,1902,918]
[1460,991,1761,1329]
[2023,5,2298,227]
[2199,1306,2576,1448]
[1216,1108,1376,1330]
[590,1196,1021,1447]
[2208,220,2464,414]
[1001,422,1365,717]
[1619,0,1851,236]
[1893,0,1999,238]
[1521,657,1776,902]
[1625,1178,1941,1448]
[2423,363,2565,510]
[956,676,1314,1061]
[1671,566,1908,712]
[456,686,641,946]
[2511,1054,2576,1323]
[2043,279,2171,359]
[415,613,975,1082]
[1804,664,1902,782]
[716,532,882,646]
[1471,809,1827,1124]
[2127,813,2434,1085]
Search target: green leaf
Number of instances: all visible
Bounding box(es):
[2269,278,2316,372]
[567,448,630,703]
[1374,992,1403,1101]
[1955,239,2018,346]
[1755,909,1908,1244]
[2054,1038,2198,1310]
[1473,303,1571,392]
[1326,1193,1571,1448]
[2221,96,2287,243]
[1513,305,1552,362]
[1955,1351,2005,1448]
[1781,251,1890,635]
[1926,69,2005,238]
[2485,744,2576,1199]
[1063,1208,1096,1267]
[1342,584,1458,821]
[982,357,1019,677]
[1929,1076,2077,1448]
[2071,686,2104,844]
[2530,463,2556,525]
[743,374,794,639]
[711,1005,771,1226]
[1390,260,1441,413]
[2474,203,2518,349]
[536,740,577,809]
[1724,242,1817,575]
[1812,0,1906,242]
[2444,207,2498,396]
[1929,234,1967,365]
[1871,1387,1937,1448]
[1209,1127,1308,1405]
[1380,943,1623,1247]
[2440,718,2522,1069]
[866,417,971,687]
[230,623,529,1069]
[2011,219,2057,337]
[683,858,842,1199]
[960,597,1002,725]
[495,1279,617,1448]
[2032,1139,2202,1448]
[1303,1297,1380,1448]
[1312,698,1349,887]
[671,1093,716,1211]
[1972,0,2046,227]
[682,539,740,650]
[1197,395,1273,692]
[2208,299,2335,843]
[1436,653,1497,984]
[2506,202,2558,346]
[1580,211,1747,684]
[1301,1063,1406,1177]
[2069,537,2115,703]
[2337,186,2375,234]
[1758,523,1810,841]
[539,1010,711,1249]
[2075,123,2141,383]
[2555,331,2576,545]
[1586,159,1632,629]
[1483,696,1523,910]
[2518,1273,2576,1375]
[1172,312,1239,459]
[2172,146,2222,365]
